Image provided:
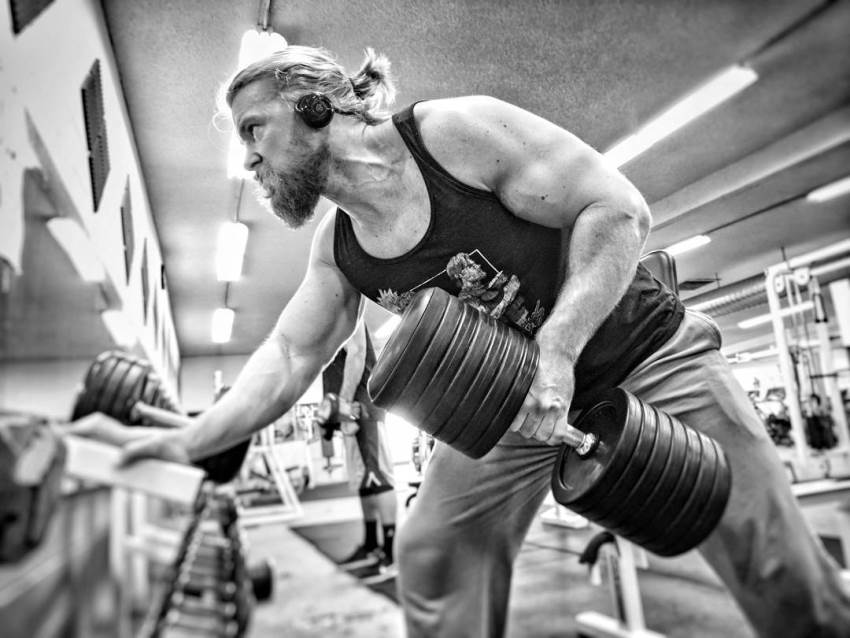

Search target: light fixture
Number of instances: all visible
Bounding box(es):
[227,29,289,179]
[46,217,106,282]
[238,29,288,70]
[737,300,814,330]
[216,221,249,281]
[663,234,711,256]
[211,308,235,343]
[101,310,136,347]
[806,175,850,203]
[605,65,758,167]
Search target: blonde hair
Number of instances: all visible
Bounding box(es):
[225,45,397,125]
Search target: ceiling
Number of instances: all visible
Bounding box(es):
[9,0,850,366]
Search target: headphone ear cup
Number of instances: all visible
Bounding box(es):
[296,93,334,129]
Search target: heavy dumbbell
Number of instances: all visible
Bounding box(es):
[71,351,251,484]
[368,287,732,556]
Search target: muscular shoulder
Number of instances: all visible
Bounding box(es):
[310,206,340,267]
[414,96,578,192]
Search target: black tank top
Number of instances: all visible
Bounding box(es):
[333,103,684,408]
[322,329,385,421]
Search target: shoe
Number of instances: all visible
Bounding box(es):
[338,545,381,571]
[359,551,397,585]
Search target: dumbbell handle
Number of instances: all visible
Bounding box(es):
[133,401,191,429]
[563,425,598,457]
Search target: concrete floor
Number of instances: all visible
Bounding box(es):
[243,481,758,638]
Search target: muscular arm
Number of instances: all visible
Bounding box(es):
[421,96,650,357]
[418,96,651,442]
[177,213,361,460]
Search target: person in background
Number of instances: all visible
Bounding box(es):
[321,319,398,577]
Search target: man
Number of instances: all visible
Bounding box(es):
[116,46,849,637]
[320,319,397,576]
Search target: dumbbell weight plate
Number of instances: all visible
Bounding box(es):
[415,304,495,440]
[390,292,465,422]
[95,357,134,417]
[608,409,689,541]
[369,289,450,409]
[71,354,120,419]
[596,402,673,532]
[368,289,443,401]
[587,397,659,528]
[461,321,538,458]
[248,559,274,602]
[112,361,149,423]
[661,436,732,556]
[551,389,643,512]
[405,302,479,426]
[629,420,705,551]
[438,313,511,447]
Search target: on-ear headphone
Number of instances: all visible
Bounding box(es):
[295,93,334,129]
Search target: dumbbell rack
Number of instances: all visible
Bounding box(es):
[137,490,255,638]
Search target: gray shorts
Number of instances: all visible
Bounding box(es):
[396,310,850,638]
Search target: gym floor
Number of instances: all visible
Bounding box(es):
[244,475,759,638]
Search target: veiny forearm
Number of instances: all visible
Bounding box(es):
[178,336,322,460]
[540,201,650,362]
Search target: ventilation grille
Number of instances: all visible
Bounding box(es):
[9,0,54,34]
[81,60,110,211]
[120,181,134,283]
[141,241,149,324]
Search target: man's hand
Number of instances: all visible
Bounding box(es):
[67,413,153,447]
[67,412,191,466]
[119,431,192,467]
[508,330,577,445]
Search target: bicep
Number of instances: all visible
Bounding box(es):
[272,232,361,369]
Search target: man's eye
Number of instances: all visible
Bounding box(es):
[249,125,260,142]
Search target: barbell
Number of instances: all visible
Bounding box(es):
[368,287,732,556]
[71,350,250,484]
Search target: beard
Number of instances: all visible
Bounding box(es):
[254,142,330,229]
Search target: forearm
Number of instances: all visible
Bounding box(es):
[179,336,321,460]
[540,200,650,362]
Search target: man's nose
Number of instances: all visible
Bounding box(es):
[243,149,261,172]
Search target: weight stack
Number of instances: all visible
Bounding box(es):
[368,287,538,459]
[551,388,732,557]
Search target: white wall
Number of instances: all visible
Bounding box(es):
[0,358,92,419]
[1,0,179,389]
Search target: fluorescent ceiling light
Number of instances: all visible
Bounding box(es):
[605,65,758,167]
[664,234,711,256]
[738,300,814,330]
[238,29,288,70]
[216,221,249,281]
[806,175,850,203]
[211,308,235,344]
[101,310,136,347]
[375,314,402,341]
[227,30,289,179]
[46,217,105,282]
